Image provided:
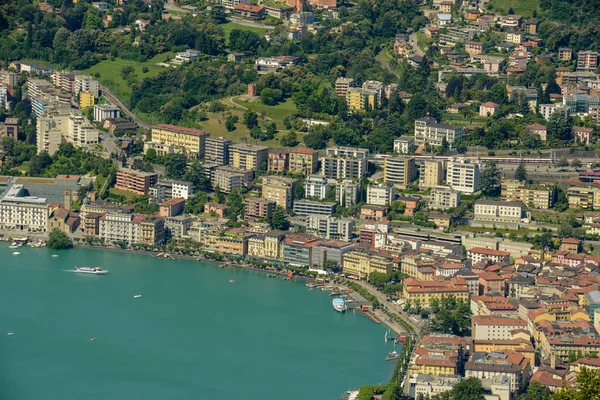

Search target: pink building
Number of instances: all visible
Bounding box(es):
[572,126,593,144]
[479,102,500,117]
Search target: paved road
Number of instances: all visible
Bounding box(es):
[226,16,273,30]
[352,280,421,335]
[100,85,150,129]
[408,31,425,57]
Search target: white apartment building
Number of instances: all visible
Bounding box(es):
[393,136,415,154]
[414,117,463,147]
[472,316,527,340]
[430,186,461,210]
[93,103,120,122]
[171,180,196,200]
[99,212,140,244]
[0,85,7,111]
[336,180,360,207]
[539,103,569,120]
[173,50,202,64]
[67,114,99,148]
[74,75,99,97]
[304,175,331,199]
[321,146,369,179]
[366,184,394,206]
[0,184,50,232]
[306,215,353,241]
[467,247,510,264]
[446,159,481,194]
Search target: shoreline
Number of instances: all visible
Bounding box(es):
[9,240,407,338]
[76,244,408,337]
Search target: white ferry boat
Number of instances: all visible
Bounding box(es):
[75,267,108,275]
[332,297,347,313]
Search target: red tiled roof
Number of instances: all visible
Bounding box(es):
[472,315,527,327]
[469,247,510,257]
[290,147,319,155]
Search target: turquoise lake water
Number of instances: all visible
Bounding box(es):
[0,246,396,399]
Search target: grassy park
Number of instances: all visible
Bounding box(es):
[197,97,300,148]
[220,22,272,44]
[80,52,174,104]
[486,0,540,16]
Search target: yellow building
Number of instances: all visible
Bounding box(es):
[421,160,445,188]
[502,180,553,209]
[216,234,248,256]
[288,147,320,175]
[567,186,600,210]
[247,232,284,260]
[149,124,209,159]
[346,87,378,111]
[262,176,298,209]
[342,250,394,279]
[229,143,269,171]
[402,277,469,303]
[79,91,94,109]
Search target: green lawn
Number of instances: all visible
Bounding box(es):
[197,97,300,148]
[220,22,272,44]
[80,52,174,105]
[108,187,138,201]
[487,0,540,16]
[442,112,487,127]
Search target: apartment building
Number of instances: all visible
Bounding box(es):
[334,77,354,97]
[293,200,336,216]
[267,148,289,173]
[164,216,192,240]
[568,186,600,210]
[67,114,99,148]
[307,215,353,241]
[0,184,50,232]
[93,103,120,122]
[558,47,572,61]
[577,51,599,72]
[366,184,394,206]
[171,180,196,200]
[283,235,323,268]
[563,94,600,115]
[393,136,416,154]
[244,198,275,220]
[204,136,232,166]
[468,247,511,264]
[502,181,553,209]
[430,186,461,210]
[539,103,569,120]
[215,234,249,256]
[247,231,285,260]
[229,143,269,171]
[79,91,94,109]
[159,198,185,218]
[53,70,74,92]
[288,147,319,175]
[342,249,394,279]
[115,168,158,195]
[346,87,378,111]
[446,159,481,194]
[414,117,463,148]
[465,351,530,395]
[212,166,251,193]
[335,180,361,207]
[321,146,369,179]
[304,175,331,199]
[99,212,165,245]
[421,160,445,188]
[402,277,469,303]
[149,124,209,158]
[219,0,250,9]
[27,77,71,118]
[262,176,298,209]
[439,26,475,47]
[383,156,417,187]
[74,75,99,97]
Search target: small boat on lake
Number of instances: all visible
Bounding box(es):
[385,351,400,361]
[134,295,142,299]
[75,266,108,275]
[229,279,235,283]
[12,252,20,256]
[51,255,59,258]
